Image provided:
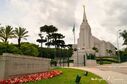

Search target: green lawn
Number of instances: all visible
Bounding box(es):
[27,68,107,84]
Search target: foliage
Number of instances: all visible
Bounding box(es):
[20,42,39,56]
[0,42,39,56]
[40,25,58,34]
[14,27,29,48]
[96,60,112,64]
[40,25,58,47]
[96,57,119,63]
[0,42,22,55]
[106,49,113,56]
[120,30,127,45]
[38,48,73,59]
[92,47,99,53]
[50,59,57,66]
[0,25,15,43]
[48,33,65,48]
[86,54,96,60]
[119,51,127,62]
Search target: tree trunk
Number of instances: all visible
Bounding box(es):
[5,38,7,43]
[18,38,21,48]
[60,47,62,66]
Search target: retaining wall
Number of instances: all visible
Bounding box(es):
[0,53,51,80]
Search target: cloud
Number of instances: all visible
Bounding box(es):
[0,0,126,49]
[101,0,127,29]
[0,0,79,44]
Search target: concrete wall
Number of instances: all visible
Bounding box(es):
[0,53,51,80]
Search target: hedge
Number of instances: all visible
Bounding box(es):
[96,58,119,63]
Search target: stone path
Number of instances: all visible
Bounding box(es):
[69,67,127,84]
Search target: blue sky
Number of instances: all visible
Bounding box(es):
[0,0,8,16]
[0,0,126,49]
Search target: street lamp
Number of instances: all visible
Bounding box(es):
[76,48,79,67]
[117,29,121,63]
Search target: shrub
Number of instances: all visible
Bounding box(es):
[38,48,73,59]
[0,42,22,55]
[86,54,96,60]
[20,42,39,56]
[50,59,57,66]
[96,58,119,63]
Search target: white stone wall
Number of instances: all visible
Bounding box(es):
[0,53,51,80]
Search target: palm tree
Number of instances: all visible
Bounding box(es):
[14,27,28,48]
[40,25,58,47]
[0,25,14,43]
[120,30,127,47]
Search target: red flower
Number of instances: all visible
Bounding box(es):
[0,70,62,84]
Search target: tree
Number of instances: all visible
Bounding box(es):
[92,47,99,55]
[55,40,65,66]
[0,25,14,43]
[49,33,65,48]
[92,47,102,64]
[120,30,127,46]
[36,33,47,57]
[66,44,73,67]
[48,33,65,66]
[40,25,58,47]
[106,49,112,56]
[14,27,28,48]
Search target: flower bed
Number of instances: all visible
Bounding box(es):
[0,70,62,84]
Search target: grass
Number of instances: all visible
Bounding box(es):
[26,68,107,84]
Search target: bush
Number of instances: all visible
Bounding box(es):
[0,42,22,55]
[119,51,127,62]
[96,58,119,63]
[97,60,112,64]
[20,42,39,56]
[38,48,73,59]
[86,54,96,60]
[50,59,57,66]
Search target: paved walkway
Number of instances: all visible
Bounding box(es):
[70,67,127,84]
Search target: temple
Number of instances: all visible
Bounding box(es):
[72,6,116,66]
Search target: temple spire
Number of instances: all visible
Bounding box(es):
[83,5,87,22]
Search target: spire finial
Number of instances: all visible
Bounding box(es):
[83,5,87,22]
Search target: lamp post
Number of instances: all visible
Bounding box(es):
[117,29,121,63]
[77,48,79,67]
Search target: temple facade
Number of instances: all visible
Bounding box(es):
[73,6,116,66]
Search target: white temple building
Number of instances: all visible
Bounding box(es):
[72,6,116,66]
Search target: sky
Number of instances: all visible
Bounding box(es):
[0,0,127,49]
